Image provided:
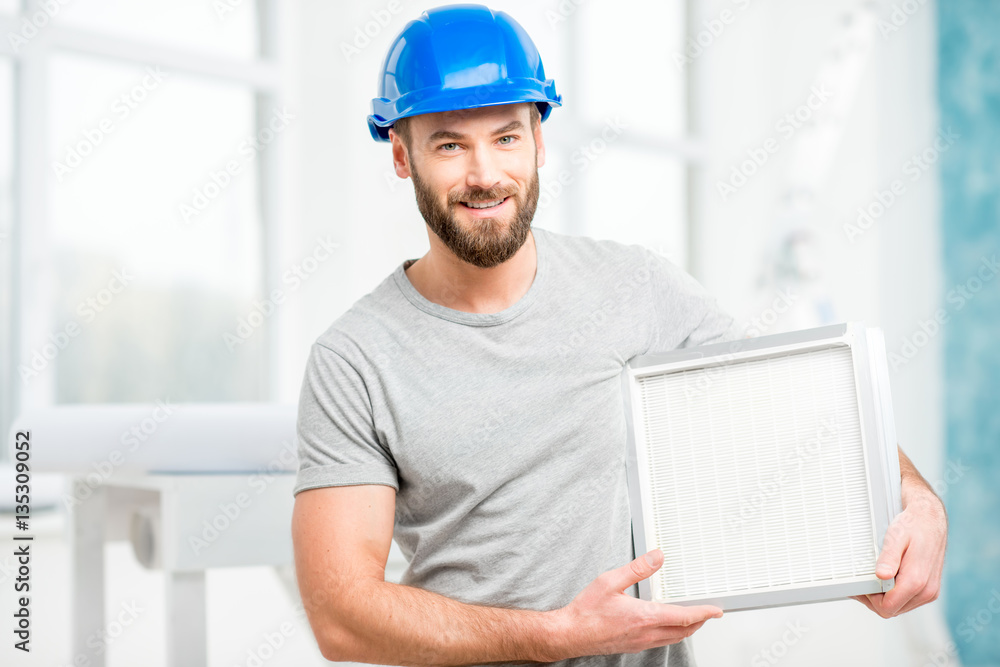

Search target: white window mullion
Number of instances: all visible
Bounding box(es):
[13,41,55,412]
[257,0,283,402]
[48,25,281,91]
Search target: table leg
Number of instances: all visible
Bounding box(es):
[70,478,107,667]
[165,570,207,667]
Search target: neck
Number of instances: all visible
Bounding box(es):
[405,229,537,314]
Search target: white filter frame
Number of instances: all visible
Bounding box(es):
[621,322,902,611]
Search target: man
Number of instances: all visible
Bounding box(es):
[291,5,948,666]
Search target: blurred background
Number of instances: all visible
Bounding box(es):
[0,0,997,665]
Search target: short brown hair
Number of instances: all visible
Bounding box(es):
[391,102,541,150]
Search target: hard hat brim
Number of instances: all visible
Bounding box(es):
[368,78,562,142]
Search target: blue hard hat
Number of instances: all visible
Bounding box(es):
[367,4,562,142]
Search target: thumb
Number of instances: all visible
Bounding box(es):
[607,549,663,593]
[876,522,910,580]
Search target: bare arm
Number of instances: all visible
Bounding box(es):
[853,445,948,617]
[292,484,723,666]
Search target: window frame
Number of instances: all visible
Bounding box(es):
[545,1,700,266]
[0,0,289,452]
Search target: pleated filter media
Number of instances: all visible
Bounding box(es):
[621,322,902,611]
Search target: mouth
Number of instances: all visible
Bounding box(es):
[459,196,510,211]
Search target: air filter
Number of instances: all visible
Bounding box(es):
[621,322,901,611]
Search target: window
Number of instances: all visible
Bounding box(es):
[486,0,691,267]
[3,1,286,450]
[52,0,259,60]
[47,53,264,402]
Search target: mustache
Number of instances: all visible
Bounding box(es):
[448,186,518,204]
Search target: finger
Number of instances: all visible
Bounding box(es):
[857,592,897,619]
[876,519,912,580]
[860,593,895,619]
[650,619,710,646]
[897,574,941,615]
[652,603,724,627]
[879,538,931,615]
[852,593,878,614]
[605,549,663,593]
[896,550,945,615]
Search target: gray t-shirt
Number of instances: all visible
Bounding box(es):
[294,226,739,667]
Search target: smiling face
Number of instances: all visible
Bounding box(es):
[390,103,546,269]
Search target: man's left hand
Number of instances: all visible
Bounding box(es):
[852,447,948,618]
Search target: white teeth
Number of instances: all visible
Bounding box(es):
[465,198,504,209]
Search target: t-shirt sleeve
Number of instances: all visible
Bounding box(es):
[293,342,399,496]
[643,248,743,351]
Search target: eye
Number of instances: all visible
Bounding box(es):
[498,135,515,145]
[440,142,459,151]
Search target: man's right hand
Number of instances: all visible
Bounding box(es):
[543,548,724,660]
[295,484,722,665]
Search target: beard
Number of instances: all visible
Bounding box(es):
[411,159,540,269]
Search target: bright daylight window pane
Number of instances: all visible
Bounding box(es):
[484,1,567,79]
[577,0,686,141]
[580,146,688,269]
[48,52,266,403]
[53,0,259,60]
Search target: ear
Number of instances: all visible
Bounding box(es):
[390,129,411,179]
[533,115,546,168]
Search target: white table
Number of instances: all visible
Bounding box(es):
[69,473,296,667]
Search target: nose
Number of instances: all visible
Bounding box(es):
[464,146,501,191]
